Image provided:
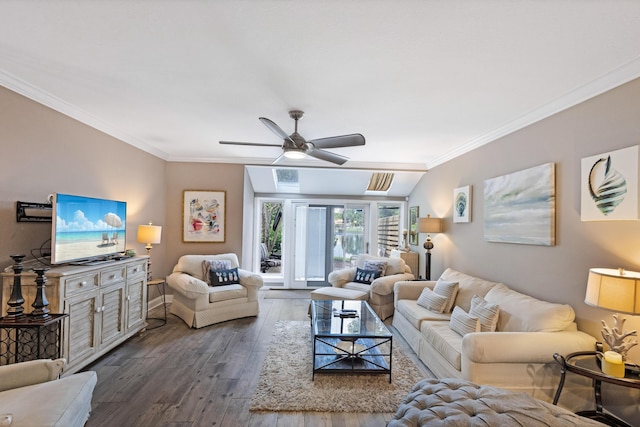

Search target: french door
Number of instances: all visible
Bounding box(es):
[289,203,369,289]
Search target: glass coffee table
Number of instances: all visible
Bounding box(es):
[310,300,392,382]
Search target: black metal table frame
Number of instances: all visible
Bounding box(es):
[0,314,68,365]
[310,301,393,383]
[312,334,393,382]
[553,350,640,427]
[146,278,167,329]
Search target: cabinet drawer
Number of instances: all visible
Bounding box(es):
[65,273,99,296]
[127,263,146,280]
[100,267,126,286]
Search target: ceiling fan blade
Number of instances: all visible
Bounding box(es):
[219,141,282,147]
[259,117,295,144]
[308,133,365,149]
[307,148,349,165]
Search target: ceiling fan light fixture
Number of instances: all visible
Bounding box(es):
[283,147,306,160]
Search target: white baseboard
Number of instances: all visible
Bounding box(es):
[148,294,173,311]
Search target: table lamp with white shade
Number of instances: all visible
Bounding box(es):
[584,267,640,361]
[137,222,162,281]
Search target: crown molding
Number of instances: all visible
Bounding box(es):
[426,55,640,170]
[0,68,170,160]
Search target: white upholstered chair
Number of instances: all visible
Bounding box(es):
[0,358,97,427]
[326,254,414,320]
[167,253,263,328]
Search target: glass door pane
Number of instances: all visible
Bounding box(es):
[292,204,327,287]
[332,205,368,272]
[291,203,369,288]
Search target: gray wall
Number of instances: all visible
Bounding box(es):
[408,77,640,421]
[409,76,640,396]
[165,161,245,264]
[0,86,168,280]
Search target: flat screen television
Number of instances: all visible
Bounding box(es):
[51,193,127,265]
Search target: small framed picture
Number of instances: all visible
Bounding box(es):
[183,190,226,242]
[409,206,419,244]
[453,185,471,223]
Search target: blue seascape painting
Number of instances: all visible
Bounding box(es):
[483,163,555,246]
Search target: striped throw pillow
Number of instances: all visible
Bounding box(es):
[417,288,449,313]
[449,306,481,336]
[470,294,500,332]
[433,279,459,313]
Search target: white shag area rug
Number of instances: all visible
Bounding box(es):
[250,320,428,413]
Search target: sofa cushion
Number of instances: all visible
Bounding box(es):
[208,284,247,303]
[421,320,463,371]
[396,300,451,329]
[363,260,388,276]
[344,281,373,293]
[353,267,381,284]
[449,306,480,336]
[484,283,576,332]
[433,279,459,313]
[210,267,240,286]
[357,254,406,276]
[417,288,449,313]
[470,294,500,332]
[439,268,500,312]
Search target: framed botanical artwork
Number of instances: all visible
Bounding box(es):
[453,185,471,223]
[581,145,639,221]
[484,163,555,246]
[183,190,226,242]
[409,206,419,245]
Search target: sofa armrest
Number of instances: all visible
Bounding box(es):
[238,269,263,302]
[238,269,264,289]
[0,358,65,392]
[328,267,357,288]
[462,331,597,364]
[371,273,416,296]
[167,272,209,299]
[394,280,436,303]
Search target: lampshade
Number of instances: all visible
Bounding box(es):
[418,215,442,234]
[137,224,162,245]
[585,268,640,315]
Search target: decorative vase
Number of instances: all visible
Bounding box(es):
[30,267,50,319]
[6,254,26,319]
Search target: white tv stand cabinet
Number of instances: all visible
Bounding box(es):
[1,257,148,374]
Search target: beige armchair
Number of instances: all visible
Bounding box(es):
[0,358,97,427]
[167,254,263,328]
[328,254,414,320]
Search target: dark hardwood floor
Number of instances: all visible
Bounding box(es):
[83,291,432,427]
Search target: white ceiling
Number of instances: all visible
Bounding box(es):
[2,1,640,195]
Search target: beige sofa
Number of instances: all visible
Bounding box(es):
[167,254,263,328]
[327,254,415,320]
[0,358,97,426]
[392,268,597,407]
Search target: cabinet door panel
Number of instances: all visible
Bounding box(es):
[65,291,98,367]
[126,278,146,332]
[100,283,124,347]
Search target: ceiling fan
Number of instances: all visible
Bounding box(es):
[219,110,365,165]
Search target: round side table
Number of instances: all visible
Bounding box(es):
[146,278,167,329]
[553,350,640,427]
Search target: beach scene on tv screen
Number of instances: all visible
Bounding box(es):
[54,195,126,263]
